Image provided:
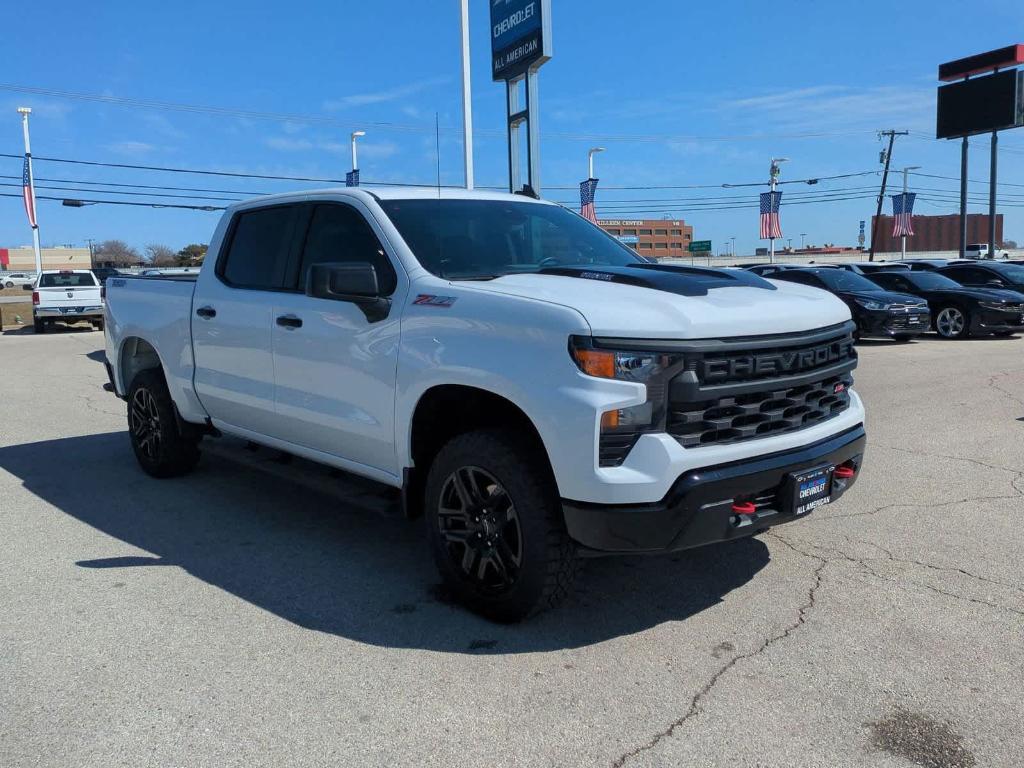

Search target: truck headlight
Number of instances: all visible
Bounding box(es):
[854,298,891,311]
[570,337,684,465]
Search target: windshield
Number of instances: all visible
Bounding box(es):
[905,272,961,290]
[379,199,642,279]
[812,270,884,292]
[39,273,97,288]
[990,263,1024,282]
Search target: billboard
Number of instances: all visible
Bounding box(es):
[490,0,552,81]
[936,70,1024,139]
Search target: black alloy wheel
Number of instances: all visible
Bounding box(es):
[129,386,163,463]
[436,466,523,594]
[126,369,200,478]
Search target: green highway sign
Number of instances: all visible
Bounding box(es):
[688,240,712,253]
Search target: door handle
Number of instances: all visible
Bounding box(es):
[276,314,303,329]
[196,306,217,319]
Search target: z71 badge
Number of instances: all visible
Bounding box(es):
[413,294,457,307]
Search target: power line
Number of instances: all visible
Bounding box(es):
[0,191,223,211]
[0,152,885,192]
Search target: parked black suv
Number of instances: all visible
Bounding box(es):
[867,270,1024,339]
[772,267,930,340]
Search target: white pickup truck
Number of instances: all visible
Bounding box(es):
[104,188,866,621]
[33,269,104,333]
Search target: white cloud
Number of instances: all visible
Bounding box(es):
[322,77,448,111]
[104,140,159,156]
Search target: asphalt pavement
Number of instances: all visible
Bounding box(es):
[1,329,1022,767]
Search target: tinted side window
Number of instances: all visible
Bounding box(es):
[778,272,819,288]
[947,267,987,284]
[298,204,397,294]
[220,205,295,289]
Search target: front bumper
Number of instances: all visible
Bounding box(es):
[562,424,865,554]
[858,308,930,338]
[972,309,1024,335]
[34,306,103,320]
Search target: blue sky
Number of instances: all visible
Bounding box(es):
[2,0,1023,256]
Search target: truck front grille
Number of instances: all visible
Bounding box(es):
[665,321,857,451]
[668,373,852,448]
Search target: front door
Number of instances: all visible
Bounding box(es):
[270,201,405,478]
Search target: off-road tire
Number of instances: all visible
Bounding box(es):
[33,318,44,333]
[425,429,579,622]
[127,369,200,478]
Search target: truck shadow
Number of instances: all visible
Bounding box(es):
[0,432,769,655]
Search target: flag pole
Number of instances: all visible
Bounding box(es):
[18,107,42,276]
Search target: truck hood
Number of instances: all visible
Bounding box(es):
[460,264,852,338]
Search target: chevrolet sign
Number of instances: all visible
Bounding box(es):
[699,337,855,383]
[491,0,552,81]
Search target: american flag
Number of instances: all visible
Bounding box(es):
[22,156,37,229]
[759,191,782,239]
[580,178,599,223]
[891,192,916,237]
[346,169,360,187]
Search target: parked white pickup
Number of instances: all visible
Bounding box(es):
[33,270,103,333]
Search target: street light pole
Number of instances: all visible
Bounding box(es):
[768,157,788,264]
[730,236,736,258]
[17,107,42,276]
[350,130,365,175]
[800,233,807,250]
[459,0,474,189]
[588,147,605,180]
[900,165,921,260]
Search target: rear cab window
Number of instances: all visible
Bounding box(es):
[40,273,98,288]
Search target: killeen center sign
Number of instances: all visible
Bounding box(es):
[491,0,552,81]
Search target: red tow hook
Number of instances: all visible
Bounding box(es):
[835,465,856,480]
[731,501,757,516]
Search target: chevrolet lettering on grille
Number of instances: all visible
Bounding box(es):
[700,337,854,383]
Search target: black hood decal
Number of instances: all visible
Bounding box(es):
[535,263,775,297]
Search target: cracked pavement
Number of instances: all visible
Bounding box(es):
[1,332,1022,767]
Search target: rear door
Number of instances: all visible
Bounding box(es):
[191,203,301,437]
[269,200,406,476]
[36,272,101,310]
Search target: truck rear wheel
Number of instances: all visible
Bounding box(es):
[425,430,579,622]
[127,369,200,478]
[33,318,45,333]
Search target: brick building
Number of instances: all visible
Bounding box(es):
[597,219,694,259]
[0,246,91,272]
[870,214,1004,253]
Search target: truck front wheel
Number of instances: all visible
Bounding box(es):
[425,430,579,622]
[127,369,200,478]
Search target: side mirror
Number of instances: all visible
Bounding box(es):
[306,262,391,322]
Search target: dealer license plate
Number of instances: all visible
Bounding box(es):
[789,466,833,516]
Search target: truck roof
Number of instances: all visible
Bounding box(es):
[226,186,551,210]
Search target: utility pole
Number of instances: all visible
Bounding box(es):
[800,233,807,249]
[86,238,95,268]
[988,130,997,257]
[959,136,969,259]
[459,0,474,189]
[900,166,921,260]
[868,130,908,261]
[17,107,42,276]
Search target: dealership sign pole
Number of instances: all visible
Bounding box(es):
[937,44,1024,259]
[491,0,552,195]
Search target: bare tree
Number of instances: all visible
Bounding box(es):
[93,240,141,267]
[145,244,178,267]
